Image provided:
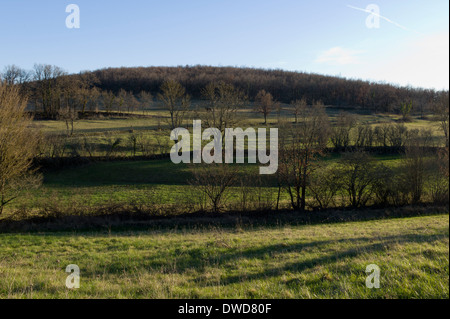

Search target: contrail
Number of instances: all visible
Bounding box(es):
[347,4,421,34]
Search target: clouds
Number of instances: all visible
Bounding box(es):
[364,32,449,90]
[311,32,449,90]
[315,47,364,65]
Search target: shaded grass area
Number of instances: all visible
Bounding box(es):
[13,154,403,212]
[0,214,447,298]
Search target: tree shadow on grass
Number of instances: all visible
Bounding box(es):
[189,231,447,287]
[76,231,446,278]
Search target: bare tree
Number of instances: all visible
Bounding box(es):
[374,124,390,147]
[403,129,432,204]
[386,123,409,149]
[1,65,31,85]
[330,112,357,150]
[278,102,330,211]
[309,165,340,209]
[290,98,307,124]
[199,81,247,138]
[116,89,127,115]
[254,89,275,125]
[102,90,116,114]
[189,163,237,212]
[32,64,67,118]
[77,86,100,114]
[75,72,99,114]
[138,91,153,115]
[0,82,42,214]
[158,80,190,130]
[355,124,374,148]
[336,150,378,208]
[58,105,78,136]
[429,146,449,204]
[400,100,413,122]
[434,92,449,147]
[126,92,139,114]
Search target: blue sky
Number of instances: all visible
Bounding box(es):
[0,0,448,89]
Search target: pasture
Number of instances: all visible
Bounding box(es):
[0,104,447,300]
[1,106,445,215]
[0,214,447,298]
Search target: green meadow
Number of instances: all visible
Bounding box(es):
[1,105,448,299]
[5,106,441,215]
[0,214,447,298]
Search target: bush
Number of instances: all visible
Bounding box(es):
[309,166,340,209]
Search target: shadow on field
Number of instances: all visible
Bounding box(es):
[0,204,447,234]
[71,231,447,282]
[198,232,447,287]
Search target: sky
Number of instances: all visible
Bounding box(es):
[0,0,448,90]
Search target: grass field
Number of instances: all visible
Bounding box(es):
[0,214,447,298]
[5,153,405,214]
[18,106,443,215]
[32,105,445,156]
[1,106,448,300]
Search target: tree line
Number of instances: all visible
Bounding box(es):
[2,64,449,117]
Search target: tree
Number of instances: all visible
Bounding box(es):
[355,124,374,148]
[1,65,31,85]
[434,92,449,147]
[58,105,78,136]
[402,129,432,204]
[89,65,436,113]
[32,64,67,118]
[102,90,116,114]
[330,112,357,150]
[158,80,190,130]
[199,81,247,138]
[336,151,378,208]
[77,86,100,114]
[374,124,390,147]
[189,163,237,212]
[386,123,409,149]
[309,165,340,209]
[254,90,275,125]
[57,75,79,136]
[278,102,330,211]
[127,92,140,114]
[429,146,449,204]
[116,89,127,115]
[290,98,307,124]
[400,100,413,122]
[138,91,153,115]
[0,82,41,214]
[75,72,100,114]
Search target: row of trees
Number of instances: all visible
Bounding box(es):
[157,80,449,150]
[278,102,448,210]
[189,109,449,213]
[3,64,449,116]
[1,64,154,124]
[91,65,448,114]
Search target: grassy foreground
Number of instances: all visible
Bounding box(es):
[0,214,448,299]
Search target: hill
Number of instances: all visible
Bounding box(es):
[91,65,447,113]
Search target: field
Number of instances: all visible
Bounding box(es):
[1,104,448,300]
[7,154,406,215]
[0,214,447,298]
[2,105,445,215]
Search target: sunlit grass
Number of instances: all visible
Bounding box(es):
[0,214,447,298]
